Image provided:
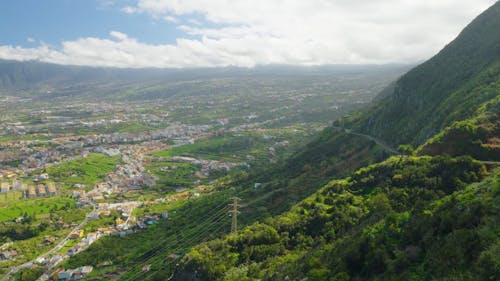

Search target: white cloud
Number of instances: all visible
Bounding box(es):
[187,18,202,26]
[121,6,137,14]
[164,15,178,23]
[110,31,130,41]
[26,37,35,43]
[0,0,496,68]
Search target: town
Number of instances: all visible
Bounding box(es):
[0,67,401,280]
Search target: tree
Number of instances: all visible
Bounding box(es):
[398,144,415,156]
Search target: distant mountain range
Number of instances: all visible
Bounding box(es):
[0,59,410,91]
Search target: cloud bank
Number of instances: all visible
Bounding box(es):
[0,0,495,68]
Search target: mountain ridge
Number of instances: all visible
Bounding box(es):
[167,3,500,280]
[351,2,500,146]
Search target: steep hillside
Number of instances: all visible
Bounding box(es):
[261,1,500,193]
[169,3,500,281]
[57,3,499,280]
[419,87,500,160]
[179,157,497,281]
[351,2,500,146]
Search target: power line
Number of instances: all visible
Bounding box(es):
[121,207,228,278]
[229,196,241,234]
[119,202,231,280]
[139,216,229,281]
[145,221,230,281]
[118,195,245,280]
[125,213,229,281]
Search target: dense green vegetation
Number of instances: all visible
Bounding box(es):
[232,131,390,221]
[0,203,87,276]
[179,156,496,281]
[419,93,500,160]
[147,160,201,190]
[0,197,82,244]
[60,134,390,280]
[153,129,313,163]
[154,134,262,162]
[149,129,322,194]
[1,3,498,281]
[12,267,44,281]
[45,153,120,187]
[165,4,500,281]
[347,3,500,147]
[0,196,74,222]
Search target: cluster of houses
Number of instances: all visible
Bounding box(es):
[66,231,101,257]
[0,179,25,193]
[0,242,18,262]
[0,179,57,198]
[52,266,93,280]
[0,118,212,185]
[25,183,58,198]
[135,212,167,229]
[38,229,109,271]
[37,207,167,273]
[0,250,18,261]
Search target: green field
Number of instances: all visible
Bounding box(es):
[0,206,88,275]
[153,135,252,161]
[45,153,120,187]
[0,191,24,205]
[147,160,201,191]
[153,133,279,163]
[0,196,75,222]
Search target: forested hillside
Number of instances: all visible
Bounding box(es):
[351,2,500,146]
[180,157,497,281]
[170,3,500,281]
[33,3,499,280]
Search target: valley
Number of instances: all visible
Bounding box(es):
[0,66,406,280]
[0,2,498,281]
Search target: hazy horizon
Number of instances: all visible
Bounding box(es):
[0,0,496,68]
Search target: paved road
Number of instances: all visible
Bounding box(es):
[348,130,399,154]
[332,127,399,154]
[1,206,96,281]
[337,127,500,165]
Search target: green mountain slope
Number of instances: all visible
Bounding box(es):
[60,3,500,280]
[170,3,500,281]
[419,87,500,160]
[180,157,497,281]
[262,2,500,198]
[351,2,500,146]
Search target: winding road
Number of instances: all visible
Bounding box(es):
[338,127,500,166]
[1,205,97,281]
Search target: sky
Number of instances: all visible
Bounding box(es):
[0,0,496,68]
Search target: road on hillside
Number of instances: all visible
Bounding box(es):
[336,127,500,165]
[1,205,97,281]
[348,130,399,154]
[332,127,399,154]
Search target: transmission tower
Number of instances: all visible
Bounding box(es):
[229,197,241,234]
